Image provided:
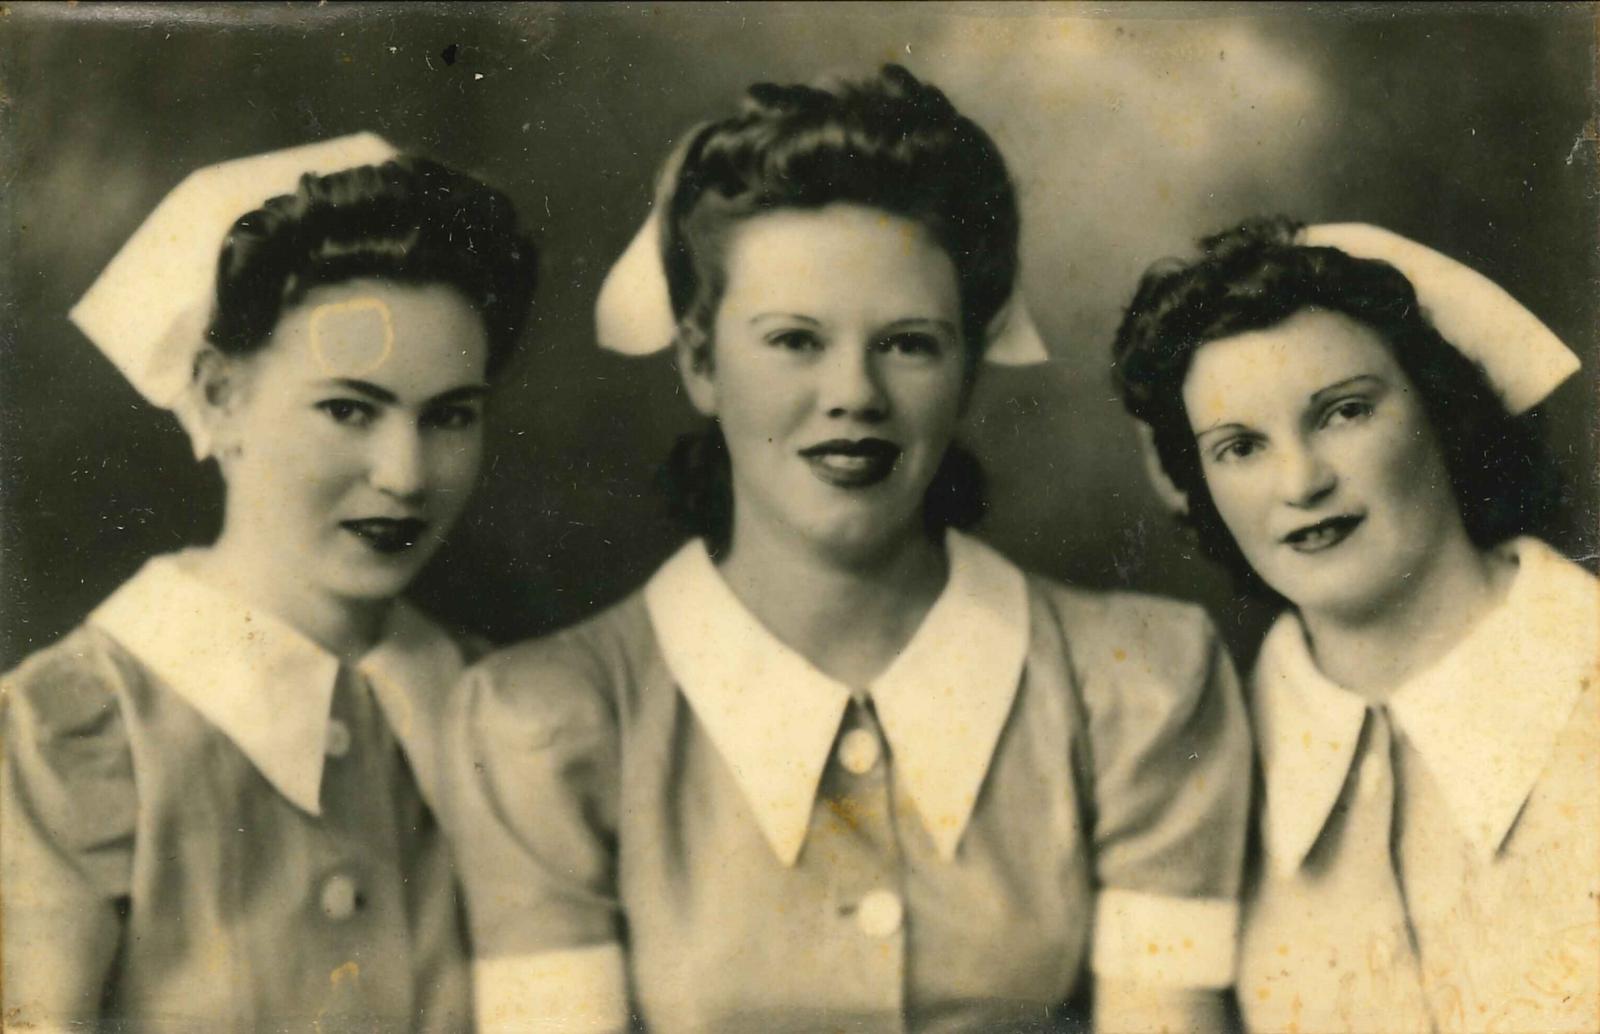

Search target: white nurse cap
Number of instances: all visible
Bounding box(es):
[69,132,400,458]
[1300,223,1580,414]
[593,130,1049,366]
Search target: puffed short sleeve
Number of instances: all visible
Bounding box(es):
[2,628,138,1026]
[446,632,629,1033]
[1068,593,1251,990]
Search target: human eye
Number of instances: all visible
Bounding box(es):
[315,398,376,428]
[421,402,482,431]
[1211,435,1263,465]
[877,331,945,359]
[765,327,823,352]
[1321,397,1374,429]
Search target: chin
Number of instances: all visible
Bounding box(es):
[320,561,424,604]
[807,507,925,564]
[1282,574,1394,623]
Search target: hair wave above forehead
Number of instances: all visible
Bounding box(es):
[1110,216,1562,599]
[663,64,1019,350]
[209,156,538,377]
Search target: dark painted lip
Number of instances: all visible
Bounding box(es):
[340,517,428,555]
[1282,514,1364,553]
[799,438,901,489]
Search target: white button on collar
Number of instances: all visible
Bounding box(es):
[856,889,903,938]
[838,728,881,775]
[320,874,359,921]
[325,718,352,759]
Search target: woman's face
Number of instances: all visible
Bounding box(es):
[1183,307,1465,622]
[682,203,969,563]
[210,278,489,602]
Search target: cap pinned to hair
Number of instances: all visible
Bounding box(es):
[70,133,399,458]
[1300,223,1579,414]
[595,65,1049,367]
[594,205,1049,364]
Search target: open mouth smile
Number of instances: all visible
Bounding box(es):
[1282,514,1363,554]
[799,438,901,488]
[340,517,429,554]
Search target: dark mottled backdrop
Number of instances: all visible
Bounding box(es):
[2,2,1594,666]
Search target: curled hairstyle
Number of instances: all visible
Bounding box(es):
[1111,217,1561,598]
[657,64,1017,553]
[208,157,538,377]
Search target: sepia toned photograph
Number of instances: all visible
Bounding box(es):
[1,3,1595,1031]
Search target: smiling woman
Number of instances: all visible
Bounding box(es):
[0,137,537,1030]
[1181,308,1470,626]
[1112,218,1598,1032]
[450,65,1250,1034]
[200,279,491,613]
[684,203,970,571]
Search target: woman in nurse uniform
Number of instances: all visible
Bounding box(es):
[1112,217,1597,1032]
[453,65,1252,1034]
[1,137,537,1030]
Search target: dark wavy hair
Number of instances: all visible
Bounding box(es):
[1111,217,1562,600]
[656,64,1016,554]
[208,156,538,377]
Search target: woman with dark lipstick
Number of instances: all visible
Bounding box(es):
[450,66,1250,1034]
[1,135,536,1030]
[1112,218,1598,1032]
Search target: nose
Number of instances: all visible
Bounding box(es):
[369,422,427,502]
[1278,438,1336,507]
[820,342,889,421]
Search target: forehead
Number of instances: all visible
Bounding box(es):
[1183,308,1403,426]
[717,204,959,318]
[259,279,488,385]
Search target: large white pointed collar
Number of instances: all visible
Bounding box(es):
[643,529,1030,866]
[89,553,466,815]
[1254,537,1598,874]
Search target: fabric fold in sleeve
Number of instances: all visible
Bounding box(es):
[1,630,138,1025]
[1075,596,1252,988]
[443,643,624,987]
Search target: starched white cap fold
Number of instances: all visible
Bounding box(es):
[594,205,1049,365]
[1301,222,1580,414]
[70,133,399,452]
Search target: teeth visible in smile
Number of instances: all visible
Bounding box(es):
[1286,516,1359,552]
[1294,525,1344,548]
[342,519,427,554]
[813,454,878,473]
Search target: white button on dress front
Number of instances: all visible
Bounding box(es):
[856,889,904,937]
[838,728,881,775]
[325,718,351,759]
[321,874,359,921]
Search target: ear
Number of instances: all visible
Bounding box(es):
[1133,421,1191,516]
[674,327,718,419]
[195,347,246,409]
[191,347,247,459]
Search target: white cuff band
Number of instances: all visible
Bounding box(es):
[1091,888,1239,989]
[473,943,629,1033]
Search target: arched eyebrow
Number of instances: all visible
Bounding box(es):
[321,378,397,404]
[427,385,490,406]
[319,379,488,406]
[881,317,957,336]
[1194,421,1250,445]
[748,313,822,328]
[1308,374,1386,406]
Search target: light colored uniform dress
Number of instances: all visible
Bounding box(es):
[1,553,474,1032]
[1238,537,1600,1033]
[454,530,1252,1033]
